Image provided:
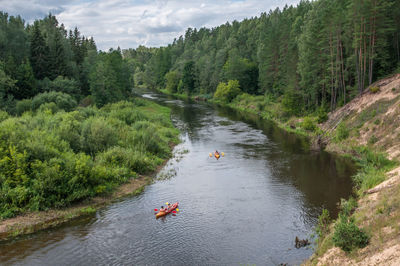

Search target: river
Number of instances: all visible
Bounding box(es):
[0,89,355,265]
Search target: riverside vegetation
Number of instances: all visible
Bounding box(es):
[0,13,179,227]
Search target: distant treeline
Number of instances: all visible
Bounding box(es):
[0,12,133,111]
[125,0,400,113]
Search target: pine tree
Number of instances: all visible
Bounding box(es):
[30,22,49,79]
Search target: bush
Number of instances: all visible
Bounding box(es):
[31,91,77,112]
[16,99,32,115]
[50,76,80,98]
[301,117,316,131]
[0,110,9,122]
[333,215,369,252]
[213,80,241,102]
[281,89,303,116]
[317,107,329,123]
[368,135,378,145]
[352,146,395,193]
[80,95,95,107]
[316,209,331,238]
[370,86,380,93]
[81,117,118,154]
[165,71,180,93]
[335,122,349,141]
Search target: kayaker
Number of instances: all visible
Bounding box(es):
[160,206,166,212]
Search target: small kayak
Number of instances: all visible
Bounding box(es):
[215,153,220,159]
[155,202,179,218]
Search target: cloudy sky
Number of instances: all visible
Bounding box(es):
[1,0,300,50]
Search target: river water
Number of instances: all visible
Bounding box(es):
[0,89,355,265]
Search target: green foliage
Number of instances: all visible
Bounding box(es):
[340,197,357,217]
[222,51,258,94]
[213,80,241,102]
[281,90,303,117]
[46,76,80,99]
[182,61,196,95]
[81,116,118,154]
[335,122,349,141]
[316,209,331,238]
[164,70,180,93]
[332,215,369,252]
[352,146,396,193]
[370,87,380,93]
[0,110,9,122]
[301,117,316,132]
[31,91,77,112]
[368,135,378,145]
[317,107,329,123]
[0,99,179,219]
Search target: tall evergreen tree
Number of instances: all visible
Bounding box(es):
[30,22,49,79]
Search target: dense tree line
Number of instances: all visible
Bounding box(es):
[126,0,400,114]
[0,12,133,111]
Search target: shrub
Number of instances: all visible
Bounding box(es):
[31,91,77,112]
[81,117,118,154]
[49,76,81,98]
[165,71,180,93]
[352,146,396,193]
[333,216,369,252]
[335,122,349,141]
[97,146,156,174]
[340,197,357,217]
[213,80,241,102]
[316,209,331,238]
[317,107,329,123]
[301,117,316,131]
[281,89,303,116]
[16,99,32,115]
[0,110,8,122]
[368,135,378,145]
[38,102,59,113]
[80,95,95,107]
[370,86,380,93]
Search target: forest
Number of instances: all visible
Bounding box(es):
[126,0,400,116]
[0,13,179,219]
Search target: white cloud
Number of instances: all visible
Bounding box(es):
[1,0,301,50]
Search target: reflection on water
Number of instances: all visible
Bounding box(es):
[0,89,355,265]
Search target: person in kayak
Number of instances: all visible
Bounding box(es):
[215,150,220,159]
[160,206,166,212]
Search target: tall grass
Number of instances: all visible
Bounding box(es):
[352,146,397,194]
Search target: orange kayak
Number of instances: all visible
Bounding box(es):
[155,202,179,218]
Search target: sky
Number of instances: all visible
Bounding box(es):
[1,0,301,50]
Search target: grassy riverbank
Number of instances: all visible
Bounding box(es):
[0,98,179,240]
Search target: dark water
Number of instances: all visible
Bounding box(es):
[0,90,355,265]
